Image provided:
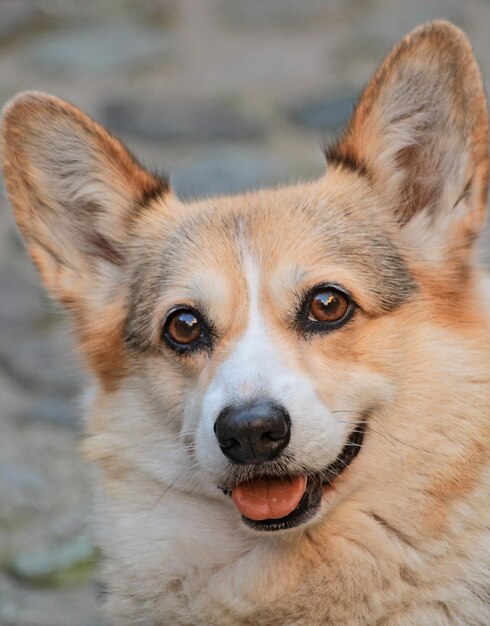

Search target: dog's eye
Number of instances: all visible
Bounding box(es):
[308,289,349,323]
[297,285,354,334]
[164,309,204,347]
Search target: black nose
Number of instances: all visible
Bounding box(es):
[214,401,291,464]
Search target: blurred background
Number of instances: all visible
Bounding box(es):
[0,1,489,624]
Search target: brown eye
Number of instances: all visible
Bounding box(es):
[165,309,203,346]
[308,288,350,323]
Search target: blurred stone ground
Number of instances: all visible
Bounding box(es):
[0,0,489,624]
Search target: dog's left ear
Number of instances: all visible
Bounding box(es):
[1,93,171,385]
[329,21,489,257]
[1,91,168,307]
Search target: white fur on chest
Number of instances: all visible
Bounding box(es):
[96,482,298,625]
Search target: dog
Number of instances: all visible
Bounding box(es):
[2,20,489,625]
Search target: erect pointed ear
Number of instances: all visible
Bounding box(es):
[1,91,168,306]
[327,21,488,257]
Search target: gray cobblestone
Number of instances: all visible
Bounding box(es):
[0,1,42,43]
[26,25,173,72]
[103,99,266,143]
[171,147,292,198]
[289,91,359,133]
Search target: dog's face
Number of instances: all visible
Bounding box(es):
[121,176,414,530]
[2,22,488,533]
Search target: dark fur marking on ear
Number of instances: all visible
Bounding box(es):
[322,141,370,178]
[87,232,125,265]
[139,175,170,208]
[453,176,473,209]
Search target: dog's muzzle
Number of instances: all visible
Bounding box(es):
[214,403,366,532]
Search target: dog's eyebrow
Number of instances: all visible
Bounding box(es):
[346,233,416,312]
[124,227,235,353]
[294,199,417,313]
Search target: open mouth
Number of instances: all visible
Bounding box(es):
[225,421,366,532]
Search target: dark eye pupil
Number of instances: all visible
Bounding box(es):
[308,289,349,323]
[315,292,339,312]
[167,310,202,345]
[176,312,198,332]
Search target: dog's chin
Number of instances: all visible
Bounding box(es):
[221,421,366,532]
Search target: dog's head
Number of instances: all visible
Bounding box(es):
[2,22,488,532]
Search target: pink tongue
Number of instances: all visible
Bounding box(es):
[232,476,307,521]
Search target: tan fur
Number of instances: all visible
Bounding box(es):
[2,21,489,626]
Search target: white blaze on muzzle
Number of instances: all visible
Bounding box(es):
[195,251,349,478]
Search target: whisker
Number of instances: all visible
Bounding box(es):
[334,411,444,456]
[145,477,179,527]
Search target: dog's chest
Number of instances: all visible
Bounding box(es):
[100,489,316,623]
[98,479,490,626]
[100,490,389,625]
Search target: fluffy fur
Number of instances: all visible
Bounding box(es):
[2,21,489,625]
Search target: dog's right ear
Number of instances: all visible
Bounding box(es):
[1,91,168,308]
[327,21,489,264]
